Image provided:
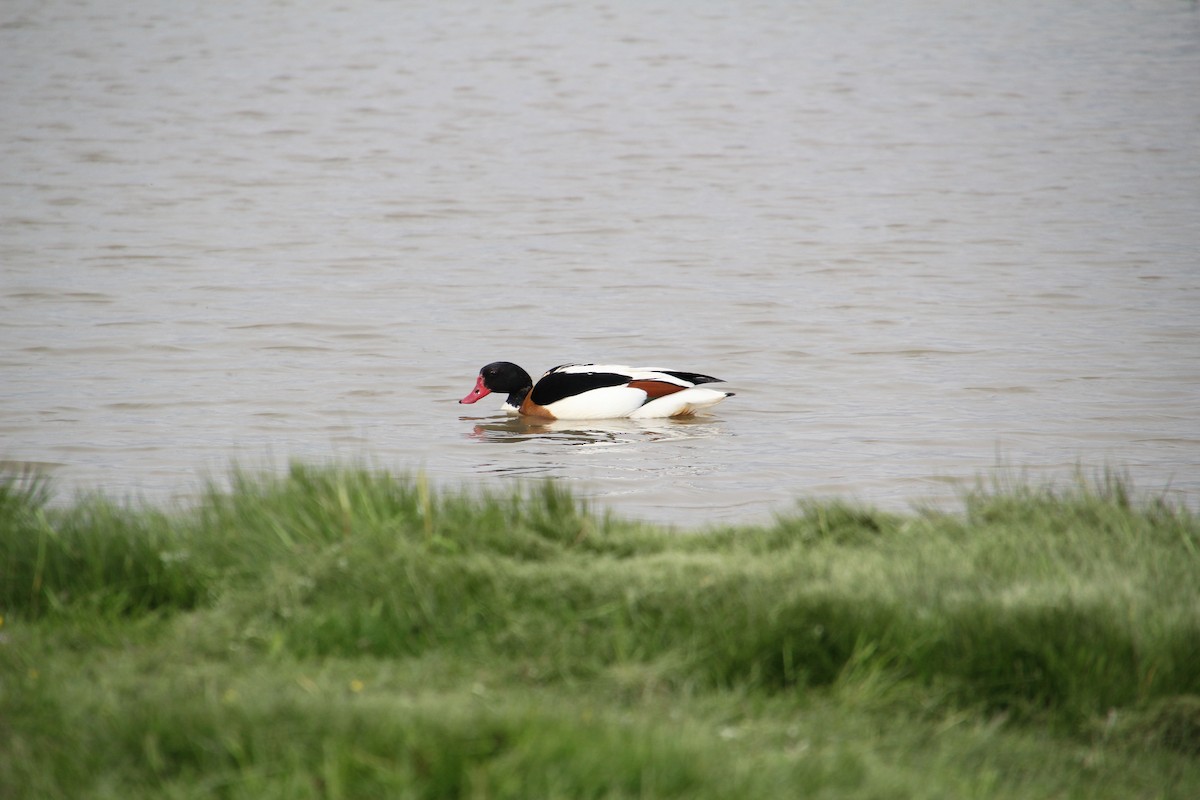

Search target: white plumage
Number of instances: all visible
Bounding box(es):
[460,362,734,420]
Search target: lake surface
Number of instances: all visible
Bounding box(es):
[3,0,1198,527]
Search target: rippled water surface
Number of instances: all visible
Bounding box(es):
[3,0,1198,526]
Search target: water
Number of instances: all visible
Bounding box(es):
[3,0,1198,526]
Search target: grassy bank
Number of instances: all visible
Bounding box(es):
[2,465,1198,798]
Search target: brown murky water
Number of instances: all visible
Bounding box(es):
[3,0,1198,525]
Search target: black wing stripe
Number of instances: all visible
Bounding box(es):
[530,371,630,406]
[660,370,724,385]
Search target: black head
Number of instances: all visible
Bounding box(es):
[459,362,534,405]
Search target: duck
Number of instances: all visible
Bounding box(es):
[459,362,734,420]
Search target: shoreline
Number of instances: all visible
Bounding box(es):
[2,464,1198,797]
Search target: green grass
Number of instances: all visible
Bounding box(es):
[2,464,1198,798]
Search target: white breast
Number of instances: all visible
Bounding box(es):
[543,386,651,420]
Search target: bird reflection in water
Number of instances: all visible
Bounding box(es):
[461,415,725,446]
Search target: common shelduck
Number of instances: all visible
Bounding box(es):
[459,362,734,420]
